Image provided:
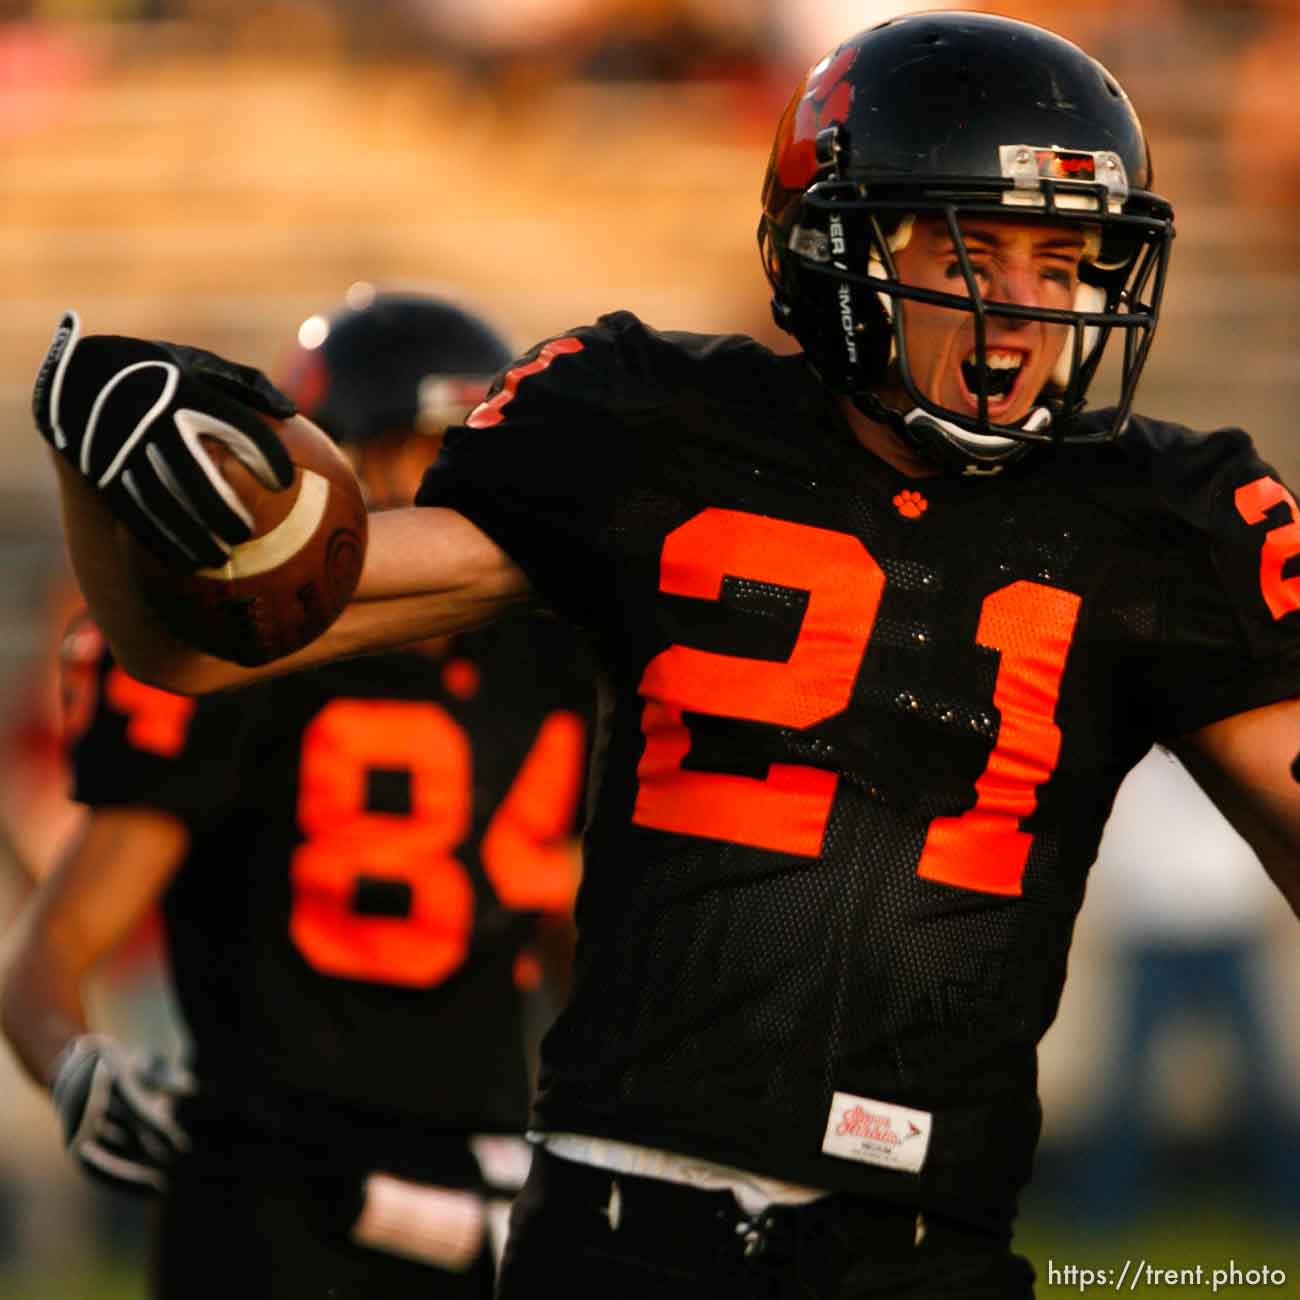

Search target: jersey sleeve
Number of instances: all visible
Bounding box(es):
[67,642,257,825]
[1130,419,1300,737]
[415,312,651,626]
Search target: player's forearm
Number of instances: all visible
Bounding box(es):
[0,916,90,1087]
[1,808,190,1085]
[181,509,535,690]
[55,459,533,693]
[354,505,533,612]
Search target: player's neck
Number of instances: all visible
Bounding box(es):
[836,395,942,479]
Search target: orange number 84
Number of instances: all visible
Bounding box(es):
[291,698,584,987]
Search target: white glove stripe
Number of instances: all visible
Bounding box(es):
[97,1118,129,1146]
[53,1036,190,1194]
[175,406,283,491]
[146,443,233,556]
[173,408,273,530]
[73,1057,119,1149]
[78,1141,166,1191]
[87,360,180,484]
[43,310,82,452]
[120,469,200,564]
[115,1066,191,1152]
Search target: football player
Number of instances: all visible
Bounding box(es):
[27,13,1300,1298]
[3,292,593,1299]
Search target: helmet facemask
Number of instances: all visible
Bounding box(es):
[766,152,1172,471]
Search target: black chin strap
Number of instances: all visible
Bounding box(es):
[850,390,913,445]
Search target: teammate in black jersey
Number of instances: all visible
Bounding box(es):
[30,12,1300,1299]
[3,293,592,1299]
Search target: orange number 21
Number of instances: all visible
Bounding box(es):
[633,509,1080,897]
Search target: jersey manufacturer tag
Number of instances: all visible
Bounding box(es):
[821,1091,932,1174]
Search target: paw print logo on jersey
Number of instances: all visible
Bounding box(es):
[442,658,480,700]
[893,490,928,521]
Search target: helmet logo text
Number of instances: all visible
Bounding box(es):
[829,213,847,257]
[837,282,858,364]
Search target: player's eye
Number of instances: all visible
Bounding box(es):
[944,260,990,283]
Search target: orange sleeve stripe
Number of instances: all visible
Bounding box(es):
[465,337,584,429]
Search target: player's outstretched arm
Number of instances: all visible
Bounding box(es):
[39,316,534,694]
[1174,696,1300,917]
[55,456,532,693]
[0,807,193,1192]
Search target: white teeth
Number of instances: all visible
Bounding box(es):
[965,349,1024,369]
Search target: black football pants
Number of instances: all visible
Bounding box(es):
[497,1147,1036,1299]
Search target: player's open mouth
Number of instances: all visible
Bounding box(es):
[958,347,1028,412]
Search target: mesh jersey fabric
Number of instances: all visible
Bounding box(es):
[67,615,593,1173]
[415,311,1300,1230]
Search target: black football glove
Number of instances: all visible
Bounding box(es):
[50,1034,194,1194]
[33,309,296,570]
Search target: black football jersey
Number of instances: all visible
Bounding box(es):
[416,311,1300,1229]
[67,615,592,1170]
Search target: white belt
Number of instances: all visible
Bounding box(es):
[534,1130,830,1217]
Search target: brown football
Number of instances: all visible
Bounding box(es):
[127,414,368,667]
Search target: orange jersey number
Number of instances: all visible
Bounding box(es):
[1234,475,1300,620]
[105,668,196,757]
[634,509,883,856]
[291,698,583,987]
[633,511,1080,897]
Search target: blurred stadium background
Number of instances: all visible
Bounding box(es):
[0,1,1297,1296]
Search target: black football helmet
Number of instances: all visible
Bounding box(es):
[759,11,1174,471]
[279,288,513,446]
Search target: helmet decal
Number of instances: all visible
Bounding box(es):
[766,45,859,229]
[778,46,858,190]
